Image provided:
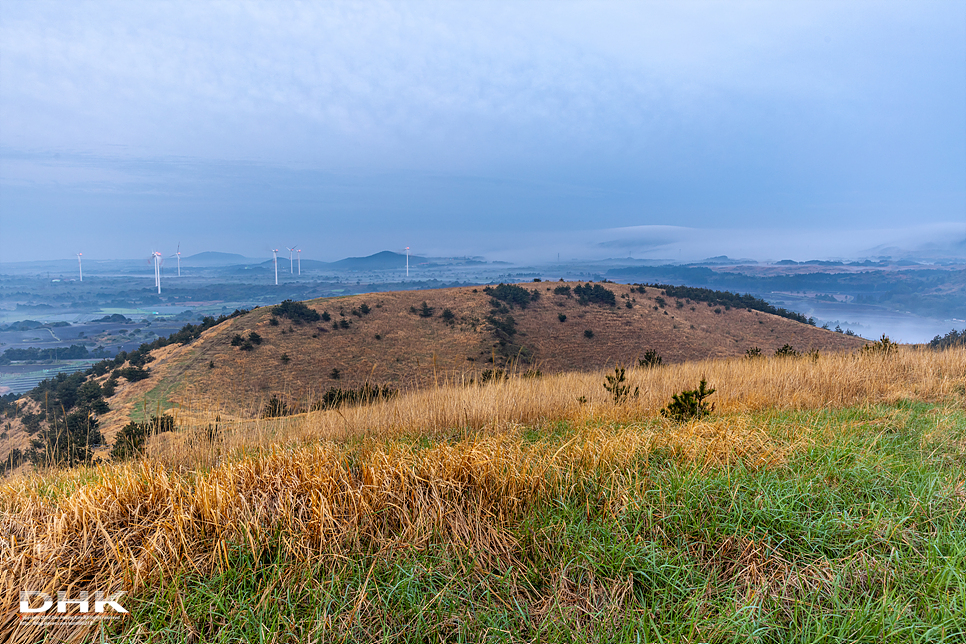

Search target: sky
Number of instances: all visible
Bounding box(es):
[1,0,964,263]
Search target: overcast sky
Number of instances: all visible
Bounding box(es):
[1,0,964,263]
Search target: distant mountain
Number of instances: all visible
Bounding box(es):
[182,252,258,266]
[327,250,428,271]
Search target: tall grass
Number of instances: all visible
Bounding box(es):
[1,347,964,642]
[163,346,965,468]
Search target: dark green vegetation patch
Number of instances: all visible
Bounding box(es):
[271,299,321,324]
[641,282,814,325]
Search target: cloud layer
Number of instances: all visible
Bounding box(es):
[1,1,964,262]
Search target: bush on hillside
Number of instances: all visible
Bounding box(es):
[604,366,638,405]
[661,379,715,422]
[479,369,508,385]
[642,283,813,325]
[862,335,899,356]
[638,349,663,368]
[110,415,175,460]
[573,283,616,307]
[311,383,398,411]
[929,328,965,350]
[272,300,321,324]
[261,395,289,418]
[484,283,539,309]
[774,344,799,358]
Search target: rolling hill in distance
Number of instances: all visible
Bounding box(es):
[95,281,866,435]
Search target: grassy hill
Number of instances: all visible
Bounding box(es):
[2,346,965,642]
[98,281,866,427]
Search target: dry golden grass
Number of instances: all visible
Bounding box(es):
[158,345,966,468]
[1,346,964,642]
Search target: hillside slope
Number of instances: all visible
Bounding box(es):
[98,282,866,426]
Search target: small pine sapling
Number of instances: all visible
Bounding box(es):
[661,379,716,422]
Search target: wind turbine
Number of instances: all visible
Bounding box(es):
[76,253,83,282]
[152,252,163,294]
[405,246,410,278]
[174,243,181,277]
[286,246,297,274]
[272,249,279,285]
[296,248,302,275]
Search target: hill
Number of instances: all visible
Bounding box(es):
[96,281,866,430]
[181,251,257,266]
[327,250,428,271]
[3,346,965,642]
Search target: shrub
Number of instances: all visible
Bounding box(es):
[248,331,262,345]
[655,297,667,308]
[261,395,289,418]
[230,334,244,346]
[272,299,321,324]
[484,283,538,309]
[119,366,150,382]
[311,383,397,411]
[280,353,291,364]
[321,311,331,322]
[339,319,350,329]
[554,285,573,298]
[584,329,594,339]
[929,328,966,350]
[745,347,763,359]
[487,314,517,339]
[642,283,813,325]
[661,379,715,422]
[774,344,799,358]
[359,303,371,315]
[862,335,899,356]
[110,414,175,461]
[417,302,434,318]
[441,308,455,323]
[604,366,638,405]
[573,283,616,306]
[558,313,567,322]
[330,368,341,380]
[479,369,508,385]
[269,317,279,326]
[638,349,663,368]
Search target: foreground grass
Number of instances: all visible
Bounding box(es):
[57,402,963,643]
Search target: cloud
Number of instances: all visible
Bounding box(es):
[0,1,963,262]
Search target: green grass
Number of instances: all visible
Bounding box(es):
[102,402,966,643]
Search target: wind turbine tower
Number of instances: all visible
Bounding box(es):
[272,249,279,285]
[296,248,301,275]
[152,252,162,294]
[405,246,410,278]
[287,246,296,273]
[77,253,83,282]
[176,243,181,277]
